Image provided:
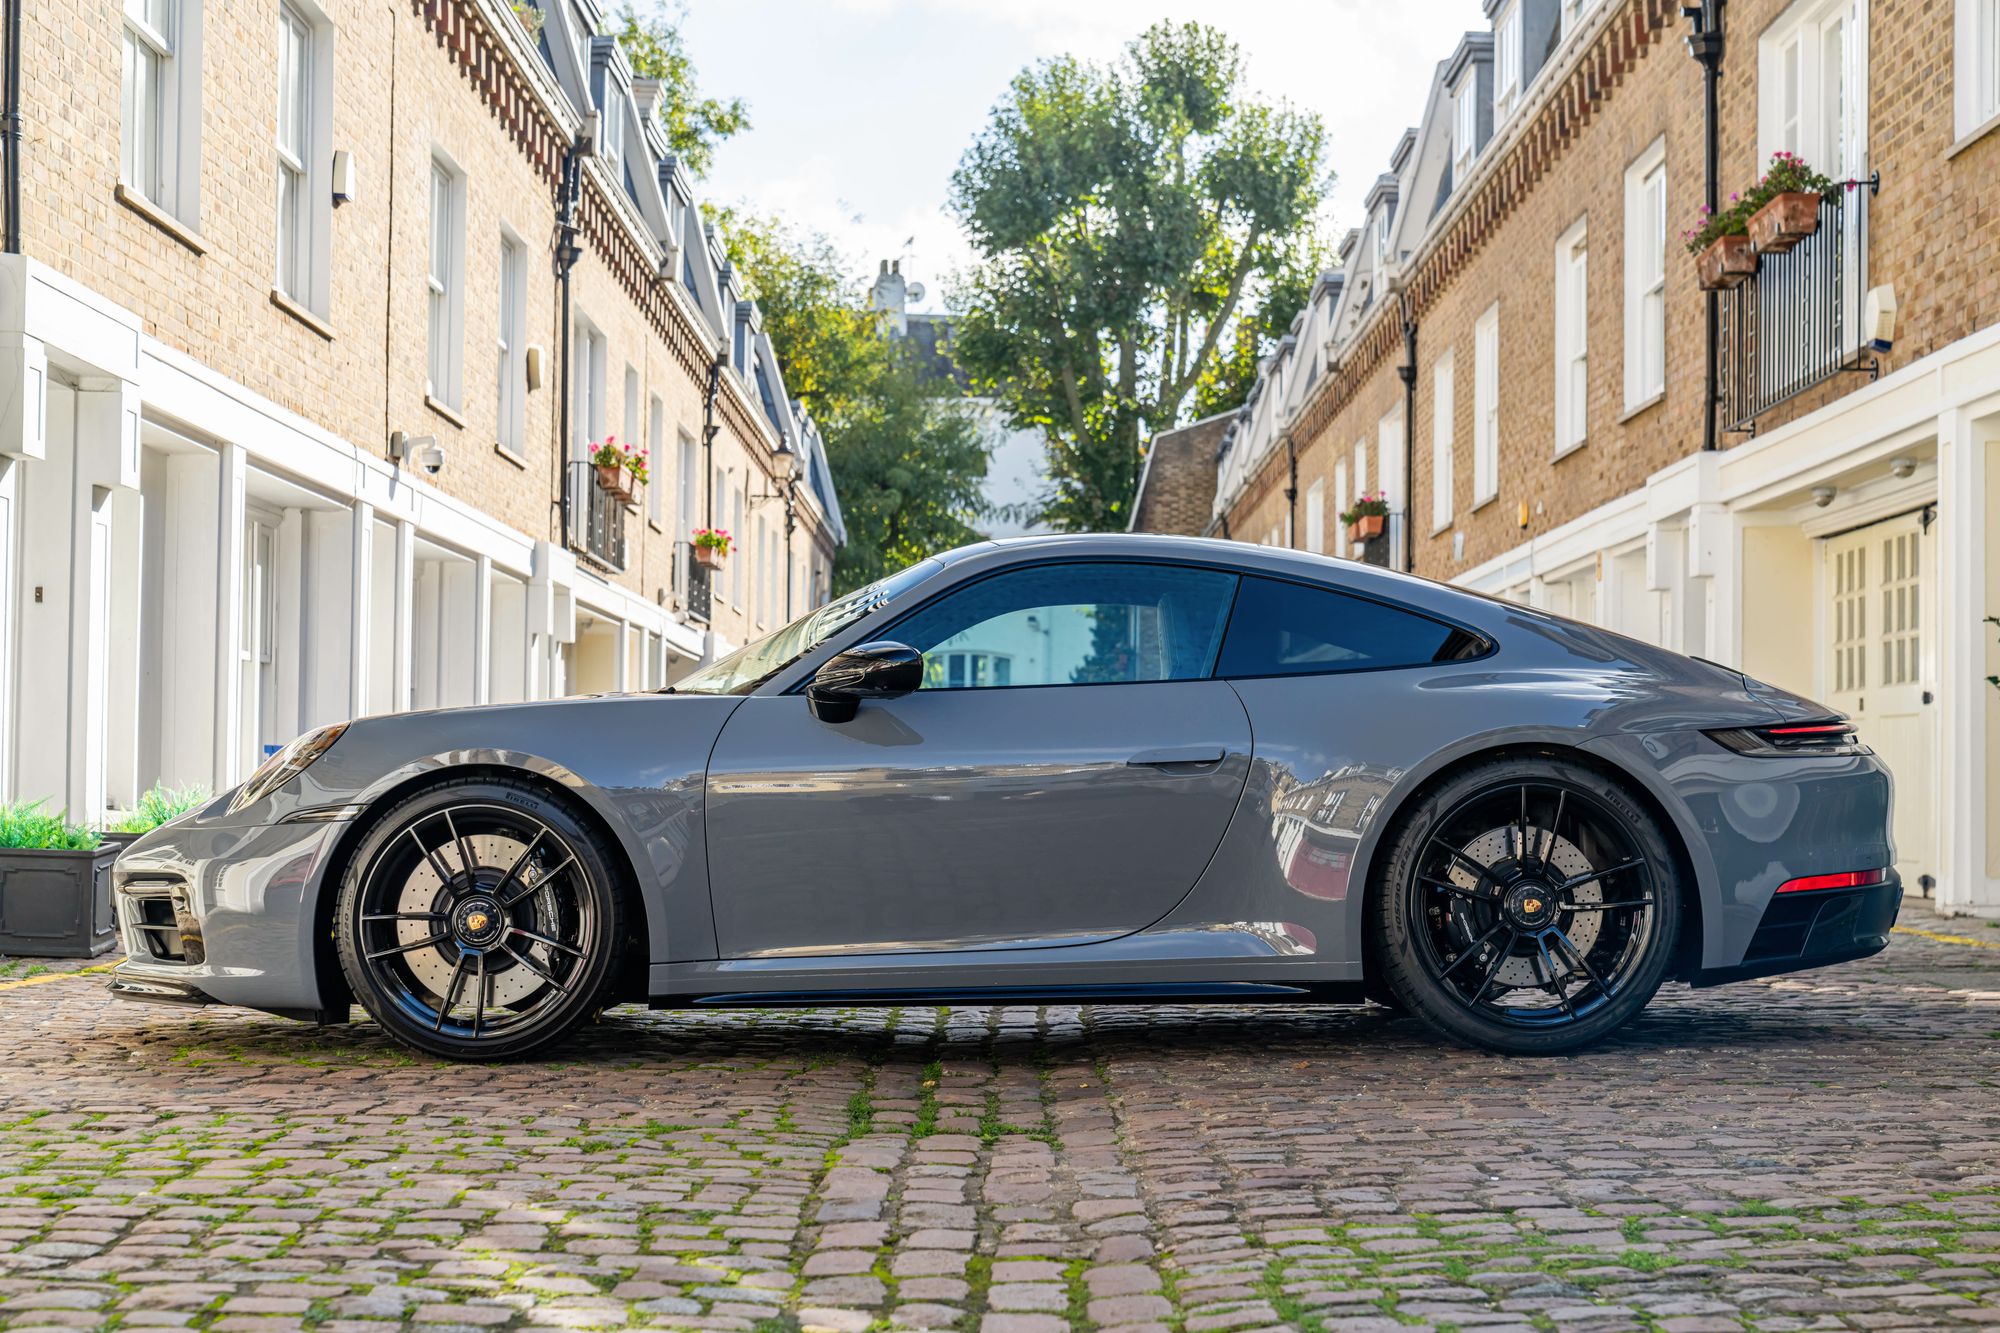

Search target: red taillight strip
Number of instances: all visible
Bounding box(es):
[1777,869,1887,894]
[1765,723,1853,736]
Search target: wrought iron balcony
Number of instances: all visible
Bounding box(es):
[1719,177,1879,435]
[568,460,628,571]
[684,548,712,624]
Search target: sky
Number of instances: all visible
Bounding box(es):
[679,0,1491,313]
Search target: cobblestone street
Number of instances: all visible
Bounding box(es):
[0,908,1996,1333]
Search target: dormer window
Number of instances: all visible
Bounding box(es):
[599,87,623,166]
[1376,205,1393,260]
[1454,85,1478,177]
[1494,1,1522,122]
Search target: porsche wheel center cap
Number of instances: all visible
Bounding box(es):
[1504,883,1558,931]
[454,896,505,947]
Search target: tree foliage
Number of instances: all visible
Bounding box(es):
[610,2,750,178]
[949,22,1331,532]
[715,210,990,594]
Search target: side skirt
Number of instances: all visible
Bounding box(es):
[650,981,1368,1010]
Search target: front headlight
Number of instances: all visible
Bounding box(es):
[227,722,350,814]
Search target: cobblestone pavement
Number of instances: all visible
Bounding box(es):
[1,906,1996,1333]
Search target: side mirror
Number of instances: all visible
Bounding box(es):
[807,641,924,723]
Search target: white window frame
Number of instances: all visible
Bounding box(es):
[1431,349,1455,532]
[622,364,640,453]
[1958,0,2000,139]
[273,1,331,313]
[1758,0,1867,179]
[1353,439,1368,498]
[1622,138,1667,412]
[1473,303,1500,505]
[1304,478,1325,555]
[496,233,527,453]
[1333,460,1349,549]
[1453,84,1477,178]
[647,395,665,525]
[1494,0,1523,122]
[121,0,202,223]
[1553,216,1589,457]
[571,316,605,460]
[427,154,467,410]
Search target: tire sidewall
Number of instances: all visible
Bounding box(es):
[334,778,624,1061]
[1372,756,1683,1055]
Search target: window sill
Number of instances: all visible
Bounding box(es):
[1947,109,2000,160]
[424,394,466,430]
[648,519,664,534]
[1470,493,1498,513]
[493,441,529,470]
[269,288,334,340]
[1429,519,1453,538]
[1552,437,1588,463]
[1618,389,1664,424]
[115,184,206,255]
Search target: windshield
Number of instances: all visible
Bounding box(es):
[672,560,942,695]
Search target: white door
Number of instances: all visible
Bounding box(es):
[1824,511,1935,891]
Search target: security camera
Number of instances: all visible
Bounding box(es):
[1811,485,1837,508]
[417,442,446,476]
[388,430,443,475]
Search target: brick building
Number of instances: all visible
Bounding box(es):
[1186,0,2000,915]
[1128,411,1229,537]
[0,0,845,823]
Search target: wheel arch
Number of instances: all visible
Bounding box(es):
[310,758,658,1013]
[1351,738,1708,985]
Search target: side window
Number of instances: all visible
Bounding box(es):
[889,563,1238,689]
[1216,576,1477,678]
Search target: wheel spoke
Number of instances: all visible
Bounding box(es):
[471,953,488,1037]
[1558,857,1646,893]
[365,932,449,961]
[1419,873,1498,901]
[1438,920,1507,980]
[1539,789,1566,867]
[501,853,575,909]
[434,954,469,1032]
[1534,935,1575,1019]
[1560,896,1655,913]
[407,826,457,891]
[1517,785,1531,865]
[1468,929,1518,1005]
[502,941,573,992]
[1434,841,1502,889]
[362,912,445,923]
[1552,928,1612,999]
[443,808,481,886]
[509,925,585,958]
[489,828,547,906]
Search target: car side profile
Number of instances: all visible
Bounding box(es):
[108,534,1901,1059]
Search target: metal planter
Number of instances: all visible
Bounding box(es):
[0,845,119,958]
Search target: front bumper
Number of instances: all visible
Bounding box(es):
[108,815,355,1018]
[1692,875,1902,986]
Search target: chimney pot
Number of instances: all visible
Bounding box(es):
[879,259,888,274]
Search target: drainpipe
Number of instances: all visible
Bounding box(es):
[699,354,724,528]
[553,138,584,546]
[2,0,21,252]
[1283,436,1298,548]
[1686,1,1726,452]
[1396,294,1419,575]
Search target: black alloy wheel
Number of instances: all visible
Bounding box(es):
[335,777,624,1060]
[1371,756,1681,1054]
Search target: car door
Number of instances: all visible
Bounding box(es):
[704,560,1253,957]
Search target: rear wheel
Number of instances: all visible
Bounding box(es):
[334,778,624,1061]
[1370,757,1681,1054]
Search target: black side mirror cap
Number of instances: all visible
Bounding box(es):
[807,641,924,723]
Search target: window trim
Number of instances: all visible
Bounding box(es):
[1494,0,1523,122]
[496,231,528,453]
[273,0,331,315]
[1430,347,1456,532]
[1473,302,1500,506]
[426,152,468,411]
[1621,137,1667,413]
[1552,215,1589,458]
[1954,0,1999,141]
[120,0,203,226]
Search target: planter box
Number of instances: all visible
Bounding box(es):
[693,544,728,570]
[1696,234,1756,290]
[1346,514,1386,543]
[1748,190,1822,254]
[0,845,119,958]
[593,463,633,503]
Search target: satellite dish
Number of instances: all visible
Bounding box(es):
[906,282,926,304]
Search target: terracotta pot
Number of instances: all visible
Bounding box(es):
[1347,513,1385,542]
[693,544,726,569]
[1747,190,1822,254]
[594,462,631,501]
[1696,234,1756,290]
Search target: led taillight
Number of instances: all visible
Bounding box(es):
[1777,869,1887,894]
[1706,719,1867,757]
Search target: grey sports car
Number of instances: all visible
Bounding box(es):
[109,534,1900,1060]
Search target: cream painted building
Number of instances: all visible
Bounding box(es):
[0,0,843,825]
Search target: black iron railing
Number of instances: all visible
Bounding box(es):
[568,460,628,571]
[1719,177,1878,434]
[685,548,712,624]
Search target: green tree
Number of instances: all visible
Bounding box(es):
[949,22,1330,532]
[715,210,990,593]
[1192,231,1331,420]
[609,2,749,178]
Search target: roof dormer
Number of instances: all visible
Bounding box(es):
[1364,172,1401,266]
[732,299,760,379]
[1445,33,1495,182]
[1486,0,1562,124]
[586,35,633,173]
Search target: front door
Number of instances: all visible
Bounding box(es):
[1825,511,1936,891]
[704,561,1253,957]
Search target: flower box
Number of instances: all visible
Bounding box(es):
[1747,190,1821,254]
[0,845,119,958]
[1696,234,1755,291]
[1347,514,1385,543]
[594,463,632,502]
[693,543,726,570]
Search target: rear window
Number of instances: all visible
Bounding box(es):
[1215,576,1482,679]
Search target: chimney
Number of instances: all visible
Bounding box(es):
[868,259,909,337]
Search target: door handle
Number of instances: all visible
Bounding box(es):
[1127,746,1226,768]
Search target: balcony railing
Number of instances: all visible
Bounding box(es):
[1719,177,1878,435]
[568,460,628,571]
[685,548,712,624]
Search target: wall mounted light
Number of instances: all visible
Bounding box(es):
[1811,485,1837,508]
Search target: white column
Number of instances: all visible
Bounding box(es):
[391,518,415,714]
[350,500,375,717]
[212,441,247,786]
[473,554,493,704]
[614,619,630,693]
[1938,406,1997,913]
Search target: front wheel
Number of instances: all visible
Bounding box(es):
[334,778,625,1061]
[1370,758,1682,1055]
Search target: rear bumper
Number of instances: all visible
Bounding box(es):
[1692,875,1902,987]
